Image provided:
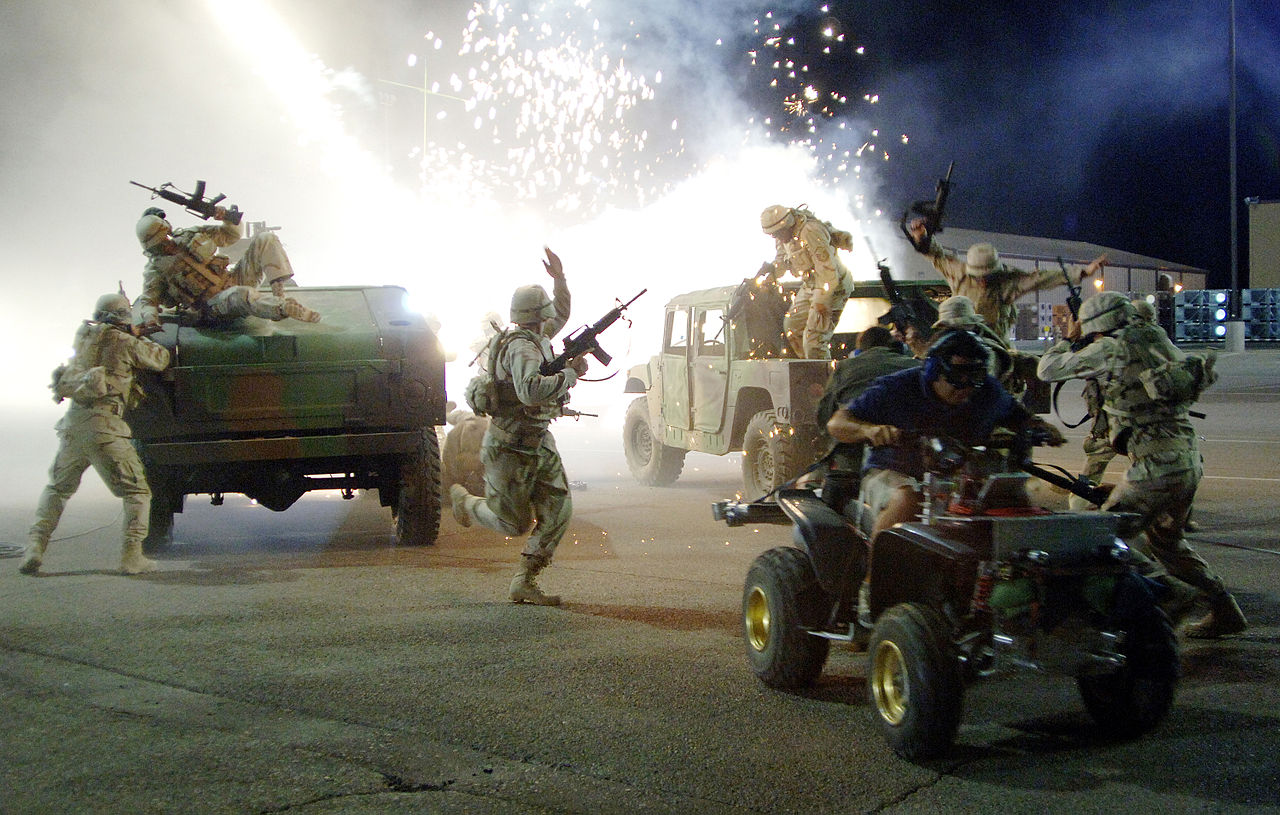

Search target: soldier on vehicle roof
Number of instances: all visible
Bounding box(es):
[759,204,855,360]
[134,206,321,328]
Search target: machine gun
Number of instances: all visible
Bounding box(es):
[540,289,646,376]
[899,161,954,252]
[130,180,243,225]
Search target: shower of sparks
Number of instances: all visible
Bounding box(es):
[399,0,687,220]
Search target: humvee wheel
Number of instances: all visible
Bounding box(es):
[623,397,686,486]
[743,547,831,688]
[143,474,178,554]
[395,429,442,546]
[742,410,809,499]
[867,603,964,759]
[1078,595,1178,738]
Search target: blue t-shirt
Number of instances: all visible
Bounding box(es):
[843,367,1018,478]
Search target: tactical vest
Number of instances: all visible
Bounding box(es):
[464,328,545,419]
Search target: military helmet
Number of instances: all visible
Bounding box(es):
[93,292,132,324]
[965,243,999,276]
[1131,297,1157,323]
[760,204,795,236]
[1079,291,1134,335]
[136,212,172,251]
[932,295,984,329]
[510,284,553,324]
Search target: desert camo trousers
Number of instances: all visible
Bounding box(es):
[29,426,151,551]
[471,429,572,565]
[784,283,849,360]
[1102,463,1224,596]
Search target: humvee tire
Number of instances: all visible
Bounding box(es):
[623,397,686,486]
[395,429,442,546]
[742,409,809,499]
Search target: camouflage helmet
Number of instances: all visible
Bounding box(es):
[1079,291,1134,335]
[510,284,553,324]
[93,292,132,324]
[760,204,795,236]
[964,243,999,276]
[1131,297,1157,323]
[135,212,172,251]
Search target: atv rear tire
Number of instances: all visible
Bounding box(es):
[1078,597,1178,738]
[743,546,832,689]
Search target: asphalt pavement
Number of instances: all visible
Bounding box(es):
[1,349,1277,814]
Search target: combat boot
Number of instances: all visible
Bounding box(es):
[449,484,473,528]
[509,555,561,606]
[281,298,321,323]
[18,540,45,576]
[1156,576,1202,627]
[1184,592,1247,639]
[120,541,158,575]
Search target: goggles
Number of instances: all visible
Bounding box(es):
[939,360,987,389]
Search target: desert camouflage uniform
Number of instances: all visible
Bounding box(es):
[925,238,1088,341]
[770,215,853,359]
[137,214,315,324]
[1037,322,1225,599]
[23,321,170,574]
[458,274,577,568]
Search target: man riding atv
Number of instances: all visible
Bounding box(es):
[825,329,1064,624]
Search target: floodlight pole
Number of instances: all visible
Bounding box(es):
[1225,0,1246,351]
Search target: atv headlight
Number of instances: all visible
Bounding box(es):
[1104,538,1131,562]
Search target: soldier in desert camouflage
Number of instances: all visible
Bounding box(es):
[759,204,855,359]
[907,217,1106,341]
[20,293,171,576]
[449,248,588,606]
[1038,292,1246,639]
[134,206,321,328]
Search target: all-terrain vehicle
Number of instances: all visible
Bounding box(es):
[128,285,447,551]
[712,430,1177,759]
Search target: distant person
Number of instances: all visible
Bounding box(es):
[759,204,855,359]
[815,325,920,472]
[450,248,587,606]
[21,293,171,576]
[907,217,1106,341]
[1038,292,1245,638]
[135,206,321,328]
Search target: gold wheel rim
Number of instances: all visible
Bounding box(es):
[745,586,770,652]
[871,640,908,725]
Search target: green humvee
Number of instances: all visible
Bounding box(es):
[128,285,447,550]
[622,280,944,498]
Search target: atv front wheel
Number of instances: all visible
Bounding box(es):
[743,546,832,689]
[867,602,964,760]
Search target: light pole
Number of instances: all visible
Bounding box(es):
[1225,0,1246,350]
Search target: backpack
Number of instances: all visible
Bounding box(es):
[49,323,111,405]
[463,328,536,417]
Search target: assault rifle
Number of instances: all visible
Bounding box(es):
[1058,256,1083,321]
[540,289,646,376]
[867,237,931,335]
[130,180,243,225]
[899,160,954,252]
